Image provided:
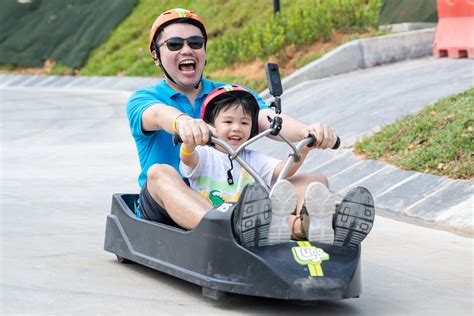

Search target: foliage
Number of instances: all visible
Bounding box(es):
[292,51,328,69]
[0,64,16,72]
[50,63,75,75]
[81,0,381,78]
[206,0,381,72]
[80,0,274,76]
[354,88,474,179]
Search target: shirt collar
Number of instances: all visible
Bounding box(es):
[199,78,214,98]
[158,78,213,100]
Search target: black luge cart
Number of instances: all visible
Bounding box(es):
[104,193,361,301]
[104,63,362,301]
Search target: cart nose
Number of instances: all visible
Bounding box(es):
[289,277,347,301]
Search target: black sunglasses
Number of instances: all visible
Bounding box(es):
[157,36,205,51]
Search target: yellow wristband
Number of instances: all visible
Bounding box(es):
[172,113,187,132]
[180,146,194,156]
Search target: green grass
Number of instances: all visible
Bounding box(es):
[80,0,381,82]
[0,64,16,72]
[292,51,328,68]
[3,0,382,91]
[79,0,280,76]
[49,63,75,75]
[354,88,474,179]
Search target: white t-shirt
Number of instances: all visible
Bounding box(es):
[179,146,280,206]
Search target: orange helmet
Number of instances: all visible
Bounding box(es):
[149,8,207,60]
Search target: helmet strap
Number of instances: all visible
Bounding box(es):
[194,74,202,89]
[154,54,176,86]
[159,63,179,86]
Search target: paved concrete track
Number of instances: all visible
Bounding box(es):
[259,57,474,236]
[1,57,473,314]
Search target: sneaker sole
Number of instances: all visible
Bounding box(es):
[334,187,375,248]
[234,183,272,247]
[305,182,335,244]
[268,180,296,244]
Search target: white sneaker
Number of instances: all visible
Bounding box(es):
[268,180,297,244]
[304,182,336,244]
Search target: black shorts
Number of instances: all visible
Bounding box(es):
[137,179,189,228]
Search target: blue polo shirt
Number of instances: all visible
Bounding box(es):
[126,78,269,187]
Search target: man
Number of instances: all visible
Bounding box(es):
[126,8,375,247]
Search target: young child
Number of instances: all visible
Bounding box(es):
[179,85,335,244]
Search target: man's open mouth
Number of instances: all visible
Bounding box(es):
[178,60,196,72]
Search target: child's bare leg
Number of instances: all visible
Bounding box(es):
[287,172,328,215]
[285,172,329,239]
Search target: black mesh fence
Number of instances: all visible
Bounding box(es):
[380,0,438,25]
[0,0,137,68]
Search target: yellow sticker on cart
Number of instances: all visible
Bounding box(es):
[292,241,329,277]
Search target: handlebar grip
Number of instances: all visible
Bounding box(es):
[306,135,341,150]
[172,133,182,146]
[332,136,341,150]
[307,134,317,147]
[172,133,213,146]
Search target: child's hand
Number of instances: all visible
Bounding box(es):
[301,123,337,149]
[180,141,199,169]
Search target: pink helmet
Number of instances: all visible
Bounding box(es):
[201,85,260,137]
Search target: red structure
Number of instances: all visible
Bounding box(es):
[433,0,474,58]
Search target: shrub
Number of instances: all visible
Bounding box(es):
[206,0,380,71]
[81,0,381,76]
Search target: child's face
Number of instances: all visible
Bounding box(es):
[213,104,252,150]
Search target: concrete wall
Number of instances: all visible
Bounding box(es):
[261,28,435,98]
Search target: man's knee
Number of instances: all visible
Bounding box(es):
[147,164,179,184]
[146,164,184,206]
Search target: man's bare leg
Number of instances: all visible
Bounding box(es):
[146,164,212,229]
[146,164,273,247]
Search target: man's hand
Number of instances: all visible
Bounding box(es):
[176,116,215,146]
[301,123,337,149]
